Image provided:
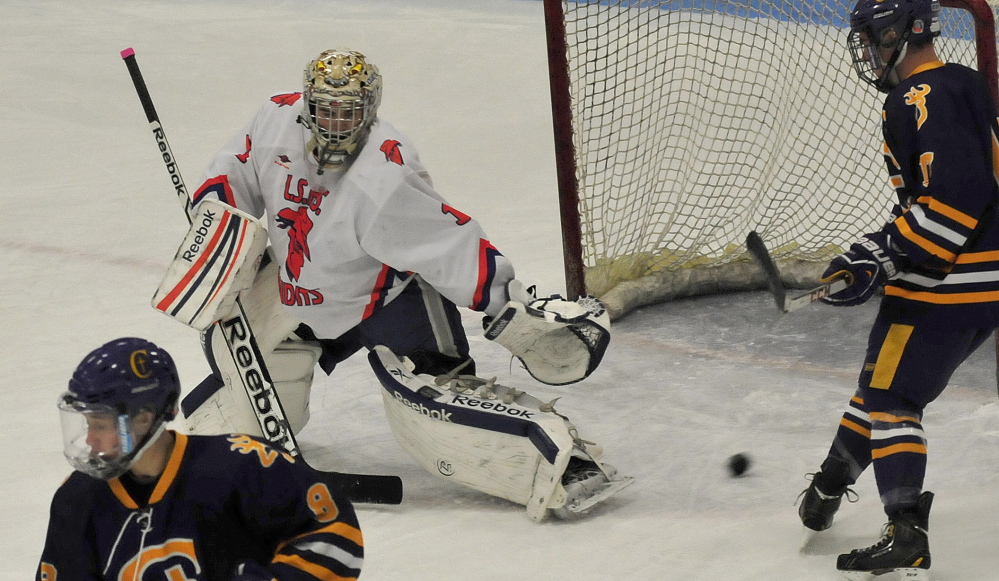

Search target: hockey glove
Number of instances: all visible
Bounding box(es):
[484,279,611,385]
[820,232,901,307]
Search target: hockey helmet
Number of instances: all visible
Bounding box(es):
[847,0,941,92]
[58,337,180,480]
[302,48,382,170]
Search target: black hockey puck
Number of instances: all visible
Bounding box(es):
[727,453,751,477]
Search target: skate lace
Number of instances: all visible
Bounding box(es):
[433,359,500,399]
[853,522,895,555]
[794,472,859,507]
[433,361,526,403]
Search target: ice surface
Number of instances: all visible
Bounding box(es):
[3,1,999,579]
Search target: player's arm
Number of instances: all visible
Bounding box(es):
[227,436,364,581]
[357,171,515,316]
[882,86,997,271]
[190,100,276,217]
[822,88,997,307]
[359,182,609,384]
[36,481,102,580]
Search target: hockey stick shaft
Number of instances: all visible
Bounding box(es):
[121,48,402,504]
[745,231,849,313]
[120,48,194,222]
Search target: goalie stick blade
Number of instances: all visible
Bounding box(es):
[745,231,788,311]
[319,471,404,505]
[563,476,635,514]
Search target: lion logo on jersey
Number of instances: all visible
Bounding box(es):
[380,140,404,165]
[276,207,313,281]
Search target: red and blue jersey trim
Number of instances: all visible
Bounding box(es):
[192,175,235,207]
[362,265,412,321]
[472,239,502,312]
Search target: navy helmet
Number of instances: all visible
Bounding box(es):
[848,0,941,92]
[58,338,180,479]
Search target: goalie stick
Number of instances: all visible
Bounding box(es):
[745,231,850,313]
[121,47,402,505]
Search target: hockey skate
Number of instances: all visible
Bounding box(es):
[836,492,933,581]
[549,448,634,520]
[798,471,856,532]
[432,359,634,519]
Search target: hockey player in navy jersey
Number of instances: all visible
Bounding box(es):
[37,337,363,580]
[796,0,999,578]
[154,48,628,521]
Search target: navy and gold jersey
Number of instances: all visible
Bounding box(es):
[36,432,363,580]
[880,61,999,326]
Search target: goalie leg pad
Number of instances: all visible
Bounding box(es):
[184,333,321,436]
[263,339,322,434]
[182,250,318,436]
[369,346,621,521]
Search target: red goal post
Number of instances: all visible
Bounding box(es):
[545,0,999,319]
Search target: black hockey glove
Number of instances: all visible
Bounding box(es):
[820,232,901,307]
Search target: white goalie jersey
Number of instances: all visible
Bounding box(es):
[191,92,516,340]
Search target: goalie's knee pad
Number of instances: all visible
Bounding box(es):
[184,334,322,437]
[368,346,630,521]
[182,245,320,437]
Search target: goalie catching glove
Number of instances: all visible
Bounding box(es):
[820,231,902,307]
[483,280,611,385]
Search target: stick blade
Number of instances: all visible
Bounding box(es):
[745,231,787,311]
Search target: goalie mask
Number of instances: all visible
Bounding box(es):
[58,338,180,480]
[847,0,941,93]
[302,48,382,170]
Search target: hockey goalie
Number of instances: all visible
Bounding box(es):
[153,48,630,520]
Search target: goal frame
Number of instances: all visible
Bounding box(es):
[545,0,999,305]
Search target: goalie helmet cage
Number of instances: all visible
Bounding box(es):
[544,0,999,319]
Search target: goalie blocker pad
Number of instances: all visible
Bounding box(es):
[153,199,268,331]
[369,346,590,521]
[484,294,611,385]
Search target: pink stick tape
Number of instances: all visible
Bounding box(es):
[121,47,135,59]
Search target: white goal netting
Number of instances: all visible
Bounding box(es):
[551,0,998,318]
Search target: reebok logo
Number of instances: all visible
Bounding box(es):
[221,316,294,452]
[394,391,453,422]
[152,123,187,200]
[484,309,516,340]
[181,210,218,262]
[450,395,534,419]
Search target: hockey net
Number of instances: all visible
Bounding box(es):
[545,0,999,319]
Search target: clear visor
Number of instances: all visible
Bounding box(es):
[58,393,142,480]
